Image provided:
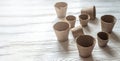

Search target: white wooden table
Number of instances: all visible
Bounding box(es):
[0,0,120,61]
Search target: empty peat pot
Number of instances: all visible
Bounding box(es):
[54,2,67,18]
[101,15,116,33]
[79,14,90,27]
[81,6,96,20]
[76,35,96,58]
[66,15,76,28]
[71,26,84,38]
[97,32,109,47]
[53,22,70,42]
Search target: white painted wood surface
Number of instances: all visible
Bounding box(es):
[0,0,120,61]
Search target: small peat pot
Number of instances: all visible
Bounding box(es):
[79,14,90,27]
[53,22,70,42]
[66,15,76,28]
[97,32,109,47]
[81,6,96,20]
[101,15,116,33]
[71,26,84,39]
[76,35,96,58]
[54,2,67,18]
